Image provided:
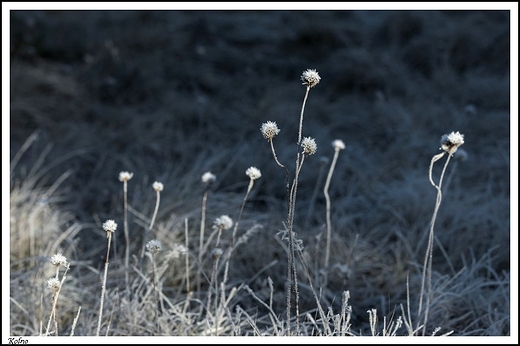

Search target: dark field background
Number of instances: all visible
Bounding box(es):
[8,7,514,337]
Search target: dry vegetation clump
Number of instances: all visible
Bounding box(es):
[8,9,511,338]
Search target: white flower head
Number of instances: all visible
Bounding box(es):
[50,253,68,267]
[119,171,134,182]
[301,137,317,155]
[301,69,321,88]
[246,166,262,180]
[332,139,345,151]
[202,171,217,185]
[440,131,465,155]
[46,278,61,291]
[260,121,281,140]
[211,248,223,259]
[146,239,162,254]
[213,215,233,231]
[102,219,117,235]
[152,181,164,192]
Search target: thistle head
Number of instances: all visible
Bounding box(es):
[152,181,164,192]
[102,219,117,237]
[246,167,262,180]
[213,215,233,231]
[211,248,223,259]
[201,172,217,185]
[46,278,61,292]
[440,131,465,155]
[119,171,134,182]
[260,121,281,140]
[301,137,317,155]
[301,69,321,88]
[332,139,346,151]
[146,239,162,255]
[50,253,68,267]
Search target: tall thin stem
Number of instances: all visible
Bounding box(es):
[197,189,209,294]
[269,138,290,207]
[222,179,253,285]
[96,232,113,336]
[418,152,452,335]
[323,148,341,286]
[123,181,129,287]
[140,188,161,266]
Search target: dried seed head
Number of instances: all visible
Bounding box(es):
[260,121,281,140]
[440,131,465,155]
[211,248,223,259]
[50,253,68,267]
[301,69,321,88]
[246,167,262,180]
[119,171,134,182]
[146,239,162,254]
[301,137,317,155]
[46,278,61,291]
[202,172,217,185]
[152,181,164,192]
[213,215,233,231]
[332,139,346,151]
[102,219,117,234]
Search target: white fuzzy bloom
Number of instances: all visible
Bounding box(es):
[211,248,223,259]
[102,219,117,233]
[50,253,68,267]
[246,167,262,180]
[440,131,465,154]
[332,139,346,150]
[301,137,317,155]
[213,215,233,230]
[146,239,162,254]
[202,172,217,184]
[301,69,321,88]
[119,171,134,182]
[152,181,164,192]
[46,278,61,291]
[260,121,281,140]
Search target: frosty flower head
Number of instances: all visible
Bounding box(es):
[102,219,117,236]
[260,121,281,140]
[46,278,61,291]
[301,69,321,88]
[171,243,188,259]
[211,248,223,259]
[301,137,317,155]
[152,181,164,192]
[213,215,233,231]
[440,131,465,155]
[146,239,162,255]
[246,167,262,180]
[202,172,217,185]
[50,253,68,267]
[118,171,134,182]
[332,139,346,151]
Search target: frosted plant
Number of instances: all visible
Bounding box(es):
[419,131,465,335]
[97,219,117,336]
[322,139,345,286]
